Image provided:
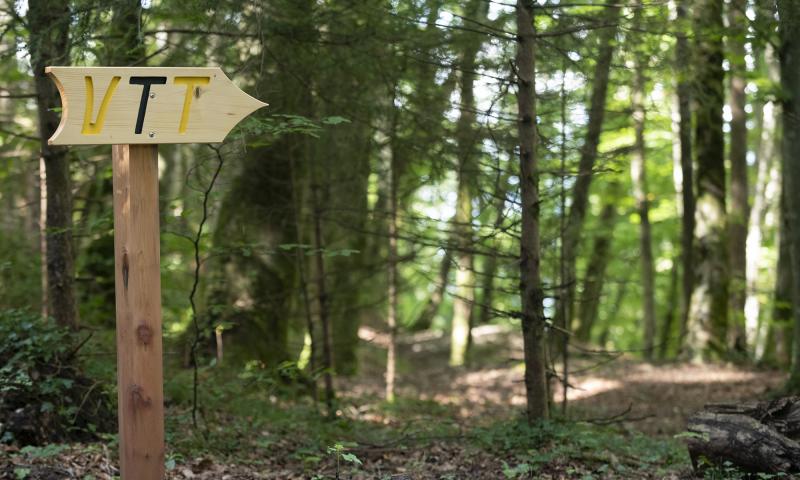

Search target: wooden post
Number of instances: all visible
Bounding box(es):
[112,144,165,479]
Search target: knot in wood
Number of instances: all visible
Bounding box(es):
[130,384,152,409]
[121,251,130,289]
[136,324,153,345]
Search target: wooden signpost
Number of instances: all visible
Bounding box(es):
[46,66,266,479]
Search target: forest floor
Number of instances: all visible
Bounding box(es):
[1,326,787,479]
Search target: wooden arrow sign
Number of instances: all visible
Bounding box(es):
[45,65,267,479]
[46,66,266,145]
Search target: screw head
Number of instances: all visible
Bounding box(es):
[149,92,156,99]
[148,132,155,138]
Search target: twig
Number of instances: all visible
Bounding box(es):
[188,144,225,433]
[582,403,655,425]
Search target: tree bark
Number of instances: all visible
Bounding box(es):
[630,1,657,359]
[516,0,548,422]
[27,0,77,329]
[687,399,800,474]
[686,0,728,360]
[727,0,749,355]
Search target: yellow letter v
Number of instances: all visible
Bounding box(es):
[81,76,121,135]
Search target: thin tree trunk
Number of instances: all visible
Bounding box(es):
[659,258,680,359]
[289,149,317,400]
[630,1,657,359]
[727,0,749,355]
[450,0,487,367]
[39,158,48,318]
[412,250,451,330]
[598,277,631,348]
[777,0,800,390]
[554,4,620,358]
[516,0,548,422]
[672,0,696,353]
[746,43,780,359]
[312,185,335,413]
[385,108,400,401]
[575,191,617,342]
[764,189,792,366]
[27,0,77,329]
[686,0,728,360]
[478,170,510,328]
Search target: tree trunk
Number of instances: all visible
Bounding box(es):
[765,190,793,366]
[477,165,510,329]
[575,191,617,343]
[27,0,77,329]
[412,250,452,330]
[516,0,548,422]
[450,0,488,367]
[686,0,728,360]
[598,277,631,347]
[312,185,335,413]
[672,0,696,353]
[747,27,781,360]
[384,104,401,401]
[727,0,749,355]
[659,258,680,359]
[747,96,779,358]
[686,398,800,474]
[630,2,657,359]
[554,4,620,357]
[778,0,800,391]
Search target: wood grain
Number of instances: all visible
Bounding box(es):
[46,67,266,145]
[112,144,165,479]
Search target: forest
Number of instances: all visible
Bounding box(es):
[2,0,800,478]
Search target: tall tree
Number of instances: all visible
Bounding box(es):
[575,185,619,343]
[746,49,780,355]
[384,103,400,402]
[778,0,800,389]
[450,0,489,367]
[516,0,548,422]
[727,0,749,355]
[27,0,77,329]
[630,0,657,359]
[553,5,620,356]
[686,0,728,360]
[672,0,696,349]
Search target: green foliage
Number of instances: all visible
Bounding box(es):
[327,442,363,478]
[697,458,788,480]
[475,419,687,478]
[0,309,113,445]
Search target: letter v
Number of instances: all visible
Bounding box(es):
[81,76,121,135]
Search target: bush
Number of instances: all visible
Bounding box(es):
[0,309,114,445]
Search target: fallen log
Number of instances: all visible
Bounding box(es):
[686,397,800,474]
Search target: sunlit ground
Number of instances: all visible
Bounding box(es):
[349,325,786,435]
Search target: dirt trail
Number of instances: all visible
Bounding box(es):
[350,325,787,435]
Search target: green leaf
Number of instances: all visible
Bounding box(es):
[14,468,30,480]
[341,452,362,465]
